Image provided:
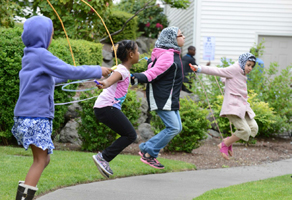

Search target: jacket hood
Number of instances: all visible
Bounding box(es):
[151,48,180,60]
[22,16,53,49]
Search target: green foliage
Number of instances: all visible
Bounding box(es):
[77,89,141,151]
[16,0,113,42]
[247,41,292,133]
[0,0,21,28]
[0,27,103,144]
[131,52,151,74]
[106,11,138,42]
[162,0,191,9]
[150,97,211,153]
[0,27,24,144]
[50,38,103,66]
[117,0,169,39]
[210,95,233,135]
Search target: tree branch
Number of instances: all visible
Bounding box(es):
[99,1,155,42]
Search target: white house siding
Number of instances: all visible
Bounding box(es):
[164,0,195,56]
[165,0,292,68]
[196,0,292,66]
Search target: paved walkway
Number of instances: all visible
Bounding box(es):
[38,158,292,200]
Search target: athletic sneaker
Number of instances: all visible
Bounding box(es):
[92,152,113,177]
[140,154,165,169]
[94,163,109,179]
[138,151,145,157]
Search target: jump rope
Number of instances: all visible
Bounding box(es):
[47,0,230,140]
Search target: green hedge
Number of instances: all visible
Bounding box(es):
[106,11,138,43]
[150,97,211,153]
[0,27,103,144]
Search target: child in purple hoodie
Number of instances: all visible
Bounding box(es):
[11,16,112,200]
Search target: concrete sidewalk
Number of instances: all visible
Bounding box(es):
[38,158,292,200]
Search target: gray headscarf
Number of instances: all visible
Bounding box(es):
[155,26,181,51]
[238,53,256,71]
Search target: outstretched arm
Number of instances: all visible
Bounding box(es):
[96,71,122,89]
[191,64,237,79]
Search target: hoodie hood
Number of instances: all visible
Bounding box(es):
[22,16,53,49]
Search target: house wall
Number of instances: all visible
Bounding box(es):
[165,0,292,69]
[164,0,196,56]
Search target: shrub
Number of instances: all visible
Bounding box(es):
[248,90,288,137]
[16,0,113,42]
[117,0,169,39]
[131,52,151,74]
[77,89,141,151]
[106,11,138,43]
[0,27,103,144]
[150,97,211,153]
[0,27,23,145]
[210,95,234,135]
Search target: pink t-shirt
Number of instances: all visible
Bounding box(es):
[94,64,130,110]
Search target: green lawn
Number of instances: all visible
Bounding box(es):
[0,146,196,200]
[194,174,292,200]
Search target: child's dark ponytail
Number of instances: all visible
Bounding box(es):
[112,40,137,62]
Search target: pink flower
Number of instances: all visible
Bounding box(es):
[145,22,150,27]
[156,23,163,29]
[106,2,109,7]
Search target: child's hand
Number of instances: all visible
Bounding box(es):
[189,63,198,72]
[131,75,138,85]
[95,80,109,89]
[101,67,114,77]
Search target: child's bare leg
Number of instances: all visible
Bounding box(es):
[224,135,240,147]
[24,145,50,187]
[223,135,240,156]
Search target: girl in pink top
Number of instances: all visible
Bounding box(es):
[92,40,140,178]
[192,53,259,160]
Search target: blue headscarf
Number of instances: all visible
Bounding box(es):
[238,53,256,71]
[155,26,181,51]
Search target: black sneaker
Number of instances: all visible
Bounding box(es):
[92,152,113,178]
[140,154,165,169]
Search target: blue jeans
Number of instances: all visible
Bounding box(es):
[139,110,182,158]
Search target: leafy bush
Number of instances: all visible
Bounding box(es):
[117,0,169,39]
[150,97,211,153]
[77,89,141,151]
[106,11,138,42]
[131,52,151,74]
[16,0,113,42]
[248,91,289,137]
[210,95,233,135]
[0,27,23,145]
[0,0,21,28]
[0,27,103,144]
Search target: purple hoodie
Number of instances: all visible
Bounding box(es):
[14,16,102,119]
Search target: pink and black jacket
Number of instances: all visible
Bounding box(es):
[132,48,183,111]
